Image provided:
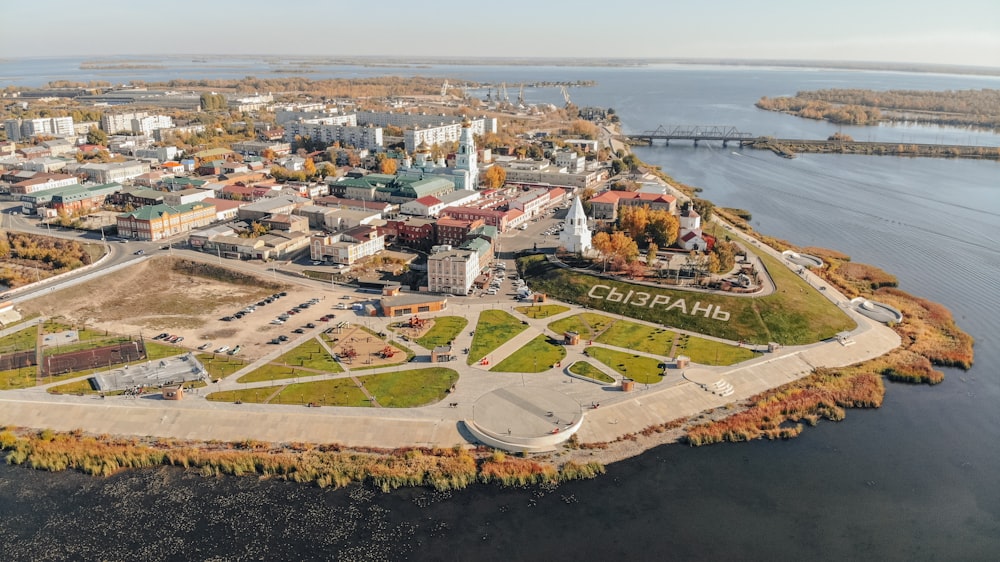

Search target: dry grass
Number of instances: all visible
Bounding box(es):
[0,430,604,491]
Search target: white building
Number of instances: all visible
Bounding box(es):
[310,226,385,265]
[454,122,479,188]
[560,195,592,254]
[678,208,709,251]
[79,161,150,184]
[427,248,479,295]
[276,111,356,126]
[4,117,75,141]
[284,122,382,150]
[102,112,147,134]
[134,146,179,162]
[554,150,586,173]
[131,115,174,135]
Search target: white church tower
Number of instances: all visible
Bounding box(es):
[560,195,592,254]
[455,121,479,188]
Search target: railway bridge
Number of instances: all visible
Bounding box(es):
[627,125,757,146]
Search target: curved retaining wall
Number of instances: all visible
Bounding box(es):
[462,414,585,453]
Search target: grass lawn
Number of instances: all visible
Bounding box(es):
[467,310,528,365]
[519,252,854,345]
[358,368,460,407]
[274,339,343,373]
[41,334,132,356]
[415,316,468,349]
[568,361,615,384]
[237,363,323,384]
[490,335,566,373]
[196,353,247,380]
[0,324,39,355]
[47,378,95,394]
[587,346,664,385]
[595,320,675,355]
[145,342,187,360]
[0,367,37,390]
[547,312,615,341]
[675,335,757,366]
[515,304,569,319]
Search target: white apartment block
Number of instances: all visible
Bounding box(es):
[102,112,147,134]
[357,111,497,133]
[134,146,179,162]
[427,249,479,295]
[284,122,382,150]
[131,115,174,135]
[402,118,496,154]
[4,117,75,141]
[80,161,150,184]
[276,111,356,126]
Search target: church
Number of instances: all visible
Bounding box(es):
[559,195,592,255]
[396,121,480,190]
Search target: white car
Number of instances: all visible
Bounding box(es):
[215,345,230,354]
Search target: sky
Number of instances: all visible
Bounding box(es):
[2,0,999,68]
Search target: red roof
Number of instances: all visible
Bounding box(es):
[415,195,442,206]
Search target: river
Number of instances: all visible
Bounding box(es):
[1,60,998,561]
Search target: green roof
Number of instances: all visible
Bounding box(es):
[118,202,214,220]
[21,182,121,204]
[460,237,490,257]
[52,183,123,203]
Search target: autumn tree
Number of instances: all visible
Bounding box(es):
[646,242,659,268]
[379,157,398,175]
[86,126,107,146]
[592,231,639,272]
[303,158,317,178]
[692,198,714,222]
[482,164,506,189]
[618,205,649,240]
[645,209,679,248]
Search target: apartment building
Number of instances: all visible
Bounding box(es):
[427,249,479,295]
[79,161,150,184]
[283,122,382,150]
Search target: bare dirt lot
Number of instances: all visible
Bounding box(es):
[18,257,366,361]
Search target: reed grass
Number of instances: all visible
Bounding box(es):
[0,431,603,491]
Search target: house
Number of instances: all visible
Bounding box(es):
[426,249,479,295]
[588,191,677,221]
[163,188,214,207]
[436,217,483,247]
[117,202,217,241]
[79,161,150,184]
[314,196,394,216]
[236,195,309,222]
[379,293,448,317]
[309,225,385,265]
[9,173,79,195]
[383,217,436,250]
[50,183,123,216]
[400,195,444,217]
[201,198,243,221]
[439,205,509,232]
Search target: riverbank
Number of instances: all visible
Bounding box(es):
[749,138,1000,160]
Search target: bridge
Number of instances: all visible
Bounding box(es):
[627,125,757,146]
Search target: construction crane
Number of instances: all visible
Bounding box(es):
[517,83,525,108]
[499,82,511,106]
[440,80,450,99]
[484,87,492,103]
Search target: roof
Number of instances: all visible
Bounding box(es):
[202,197,244,212]
[193,147,235,159]
[380,293,448,309]
[118,202,215,221]
[414,195,442,206]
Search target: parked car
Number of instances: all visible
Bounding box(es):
[305,323,316,329]
[154,333,169,340]
[215,346,230,354]
[134,249,144,255]
[228,345,241,356]
[197,343,211,351]
[175,336,184,343]
[278,335,289,342]
[292,328,305,334]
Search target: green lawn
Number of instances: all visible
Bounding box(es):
[490,335,567,373]
[415,316,468,349]
[195,353,247,380]
[273,339,343,373]
[467,310,528,365]
[359,368,460,407]
[568,361,615,384]
[547,312,615,341]
[0,323,39,355]
[594,320,675,355]
[0,367,37,390]
[237,363,323,384]
[208,368,460,408]
[515,304,569,319]
[675,335,757,366]
[587,346,664,385]
[519,252,854,345]
[145,342,187,360]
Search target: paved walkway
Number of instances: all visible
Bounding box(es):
[0,224,902,450]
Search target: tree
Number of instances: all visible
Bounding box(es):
[592,231,638,272]
[303,158,317,178]
[692,198,714,222]
[611,158,624,176]
[645,209,679,248]
[482,165,506,189]
[379,157,398,175]
[86,126,107,146]
[646,242,659,268]
[618,205,649,240]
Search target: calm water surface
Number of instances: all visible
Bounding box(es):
[0,60,998,561]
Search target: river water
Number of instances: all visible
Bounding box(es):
[1,60,998,561]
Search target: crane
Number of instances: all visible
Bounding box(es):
[517,83,525,108]
[499,82,510,106]
[440,80,450,99]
